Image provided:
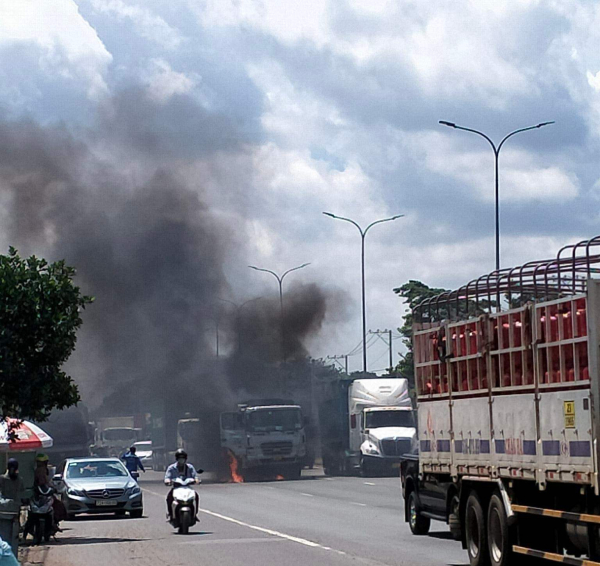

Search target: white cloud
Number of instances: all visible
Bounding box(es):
[0,0,112,100]
[89,0,183,50]
[588,70,600,92]
[143,59,198,103]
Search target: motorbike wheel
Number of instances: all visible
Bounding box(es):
[34,518,44,545]
[179,510,191,534]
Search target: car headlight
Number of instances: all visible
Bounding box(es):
[129,485,141,496]
[364,443,380,455]
[67,488,85,497]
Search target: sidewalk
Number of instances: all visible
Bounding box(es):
[19,546,48,566]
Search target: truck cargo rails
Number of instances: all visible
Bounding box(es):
[401,235,600,566]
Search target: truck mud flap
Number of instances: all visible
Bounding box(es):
[513,546,600,565]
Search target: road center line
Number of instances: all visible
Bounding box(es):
[364,482,376,486]
[301,493,314,497]
[350,502,367,507]
[143,487,344,556]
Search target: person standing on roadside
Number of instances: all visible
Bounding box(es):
[0,459,24,512]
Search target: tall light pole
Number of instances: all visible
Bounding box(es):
[323,212,403,373]
[248,263,310,362]
[218,297,263,354]
[439,120,554,272]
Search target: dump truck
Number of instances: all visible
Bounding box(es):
[220,399,306,480]
[319,377,414,476]
[401,235,600,566]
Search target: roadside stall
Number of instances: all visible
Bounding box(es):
[0,419,53,555]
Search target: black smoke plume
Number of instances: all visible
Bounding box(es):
[0,90,343,462]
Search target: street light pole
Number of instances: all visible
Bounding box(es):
[323,212,403,373]
[439,120,554,272]
[248,263,310,363]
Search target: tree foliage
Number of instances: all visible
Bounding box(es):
[392,280,448,386]
[0,248,93,422]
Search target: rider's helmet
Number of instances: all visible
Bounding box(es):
[130,446,137,454]
[35,453,49,463]
[175,448,187,460]
[7,458,18,471]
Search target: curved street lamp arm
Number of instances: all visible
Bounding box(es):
[453,125,497,153]
[217,297,238,309]
[322,212,364,236]
[281,263,311,282]
[497,122,555,152]
[240,296,263,310]
[364,215,404,236]
[248,265,282,284]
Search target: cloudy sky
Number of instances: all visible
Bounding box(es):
[1,0,599,374]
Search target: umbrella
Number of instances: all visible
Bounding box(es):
[0,418,53,452]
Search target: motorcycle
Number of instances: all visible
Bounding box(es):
[24,485,56,545]
[169,477,199,534]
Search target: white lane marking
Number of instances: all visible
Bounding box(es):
[180,537,285,545]
[364,482,376,486]
[350,502,367,507]
[324,478,334,481]
[300,493,314,497]
[143,488,345,556]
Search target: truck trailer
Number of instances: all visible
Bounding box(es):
[401,235,600,566]
[320,377,414,476]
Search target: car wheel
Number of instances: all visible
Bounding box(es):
[408,490,431,535]
[465,492,490,566]
[130,510,143,519]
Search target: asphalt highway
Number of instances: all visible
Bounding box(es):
[21,470,468,566]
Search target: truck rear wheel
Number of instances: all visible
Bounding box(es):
[465,492,489,566]
[408,491,430,535]
[487,494,515,566]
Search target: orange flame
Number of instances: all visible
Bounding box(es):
[228,451,244,483]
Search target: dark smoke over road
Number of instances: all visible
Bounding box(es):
[0,90,344,424]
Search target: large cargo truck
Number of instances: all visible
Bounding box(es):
[319,377,414,476]
[92,416,140,457]
[401,235,600,566]
[220,399,306,480]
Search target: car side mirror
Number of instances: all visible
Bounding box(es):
[53,474,63,482]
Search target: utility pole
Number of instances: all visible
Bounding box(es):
[368,329,394,374]
[327,354,349,375]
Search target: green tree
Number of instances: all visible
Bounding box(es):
[0,248,93,423]
[392,280,448,388]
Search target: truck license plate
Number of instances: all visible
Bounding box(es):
[96,500,117,506]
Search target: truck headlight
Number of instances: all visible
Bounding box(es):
[364,443,380,455]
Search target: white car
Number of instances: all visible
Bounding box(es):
[133,441,153,470]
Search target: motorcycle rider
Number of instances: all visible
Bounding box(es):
[164,449,199,520]
[121,446,145,480]
[32,454,66,531]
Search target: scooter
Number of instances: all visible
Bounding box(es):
[169,477,199,534]
[24,485,56,545]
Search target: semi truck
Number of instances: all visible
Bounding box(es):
[220,399,307,480]
[401,235,600,566]
[319,377,415,476]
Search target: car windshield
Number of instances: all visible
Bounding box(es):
[66,460,128,479]
[102,428,136,441]
[365,410,415,429]
[133,441,151,451]
[247,408,302,432]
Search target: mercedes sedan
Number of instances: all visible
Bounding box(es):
[54,457,143,518]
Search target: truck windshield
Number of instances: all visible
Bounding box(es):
[247,409,302,432]
[365,410,414,429]
[102,428,137,442]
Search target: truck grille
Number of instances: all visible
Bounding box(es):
[381,439,412,457]
[85,488,125,499]
[261,441,293,456]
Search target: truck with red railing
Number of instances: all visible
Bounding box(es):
[401,235,600,566]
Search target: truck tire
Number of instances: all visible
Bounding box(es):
[359,457,371,478]
[449,494,462,541]
[465,492,489,566]
[487,494,515,566]
[408,491,430,535]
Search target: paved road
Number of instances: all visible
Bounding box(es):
[21,471,468,566]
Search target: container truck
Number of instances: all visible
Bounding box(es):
[401,235,600,566]
[220,399,306,480]
[319,377,414,476]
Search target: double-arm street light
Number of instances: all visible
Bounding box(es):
[439,120,554,272]
[248,263,311,362]
[323,212,403,373]
[217,297,263,354]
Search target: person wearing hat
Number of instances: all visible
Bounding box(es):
[0,459,25,512]
[33,453,51,488]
